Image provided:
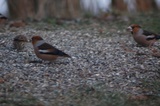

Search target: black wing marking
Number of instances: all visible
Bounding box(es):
[38,43,70,57]
[143,30,160,40]
[143,30,156,36]
[146,35,160,40]
[38,43,54,50]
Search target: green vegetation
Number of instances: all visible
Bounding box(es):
[0,94,43,106]
[51,84,160,106]
[129,13,160,33]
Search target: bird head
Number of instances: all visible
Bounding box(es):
[127,24,141,33]
[31,36,43,45]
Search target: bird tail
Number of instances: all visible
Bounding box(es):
[56,50,71,58]
[62,53,71,58]
[155,35,160,40]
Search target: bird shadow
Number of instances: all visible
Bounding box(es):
[28,60,43,63]
[28,60,70,65]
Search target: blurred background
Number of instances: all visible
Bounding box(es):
[0,0,160,20]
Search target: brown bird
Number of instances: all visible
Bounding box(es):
[31,36,70,61]
[13,35,28,51]
[127,24,160,47]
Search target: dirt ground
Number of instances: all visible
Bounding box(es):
[0,13,160,106]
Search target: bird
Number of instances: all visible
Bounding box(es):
[13,35,28,51]
[127,24,160,47]
[31,36,70,61]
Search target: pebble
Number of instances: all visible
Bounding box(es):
[0,22,160,105]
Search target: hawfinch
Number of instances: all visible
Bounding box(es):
[13,35,28,51]
[127,24,160,47]
[31,36,70,61]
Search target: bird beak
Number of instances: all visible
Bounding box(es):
[126,26,132,32]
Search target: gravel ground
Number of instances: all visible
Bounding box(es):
[0,20,160,105]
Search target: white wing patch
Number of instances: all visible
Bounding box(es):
[146,35,155,39]
[38,49,49,53]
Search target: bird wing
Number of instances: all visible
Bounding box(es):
[143,30,156,36]
[146,35,160,40]
[37,42,54,50]
[143,30,160,40]
[38,43,70,57]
